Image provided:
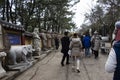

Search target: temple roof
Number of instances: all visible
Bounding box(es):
[0,19,25,31]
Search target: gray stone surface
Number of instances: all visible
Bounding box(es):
[1,43,113,80]
[7,62,34,71]
[1,50,52,80]
[14,48,113,80]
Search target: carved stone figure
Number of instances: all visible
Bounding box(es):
[51,32,55,48]
[41,29,47,51]
[0,52,6,78]
[32,28,41,56]
[8,45,34,65]
[46,31,52,49]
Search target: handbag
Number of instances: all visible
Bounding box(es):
[68,50,71,55]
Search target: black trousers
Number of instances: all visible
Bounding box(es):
[61,53,69,64]
[93,50,99,58]
[55,45,59,50]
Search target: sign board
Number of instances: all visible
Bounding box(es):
[7,34,21,45]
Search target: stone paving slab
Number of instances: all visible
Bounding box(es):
[1,50,52,80]
[14,49,113,80]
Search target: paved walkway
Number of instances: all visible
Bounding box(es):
[14,49,113,80]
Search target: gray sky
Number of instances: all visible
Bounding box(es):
[71,0,98,29]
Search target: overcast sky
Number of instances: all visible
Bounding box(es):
[71,0,98,29]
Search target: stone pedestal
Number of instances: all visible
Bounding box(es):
[7,61,34,71]
[0,52,7,78]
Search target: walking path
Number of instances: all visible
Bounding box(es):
[14,49,113,80]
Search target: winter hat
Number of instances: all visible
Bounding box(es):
[94,31,98,34]
[115,21,120,29]
[115,21,120,41]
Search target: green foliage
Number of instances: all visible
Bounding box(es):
[0,0,79,33]
[82,0,120,39]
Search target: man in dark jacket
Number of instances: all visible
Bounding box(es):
[55,36,59,50]
[61,32,70,66]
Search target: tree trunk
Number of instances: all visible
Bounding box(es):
[6,0,9,22]
[2,1,5,20]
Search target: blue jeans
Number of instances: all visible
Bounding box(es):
[85,48,90,56]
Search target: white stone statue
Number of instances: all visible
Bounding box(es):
[8,45,34,65]
[0,52,6,78]
[32,28,41,56]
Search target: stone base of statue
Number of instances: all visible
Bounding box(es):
[41,49,52,55]
[45,50,52,54]
[7,61,34,71]
[33,51,41,59]
[0,60,6,78]
[0,52,7,78]
[42,48,48,51]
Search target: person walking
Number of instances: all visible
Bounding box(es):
[61,32,70,66]
[69,33,82,73]
[54,34,59,50]
[80,35,85,49]
[91,31,101,59]
[105,21,120,80]
[83,33,91,57]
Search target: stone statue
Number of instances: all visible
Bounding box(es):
[0,52,7,78]
[51,32,55,48]
[8,45,34,65]
[41,29,47,51]
[32,28,41,56]
[46,31,52,49]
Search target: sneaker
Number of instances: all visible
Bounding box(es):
[61,63,64,66]
[76,69,80,73]
[66,62,70,65]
